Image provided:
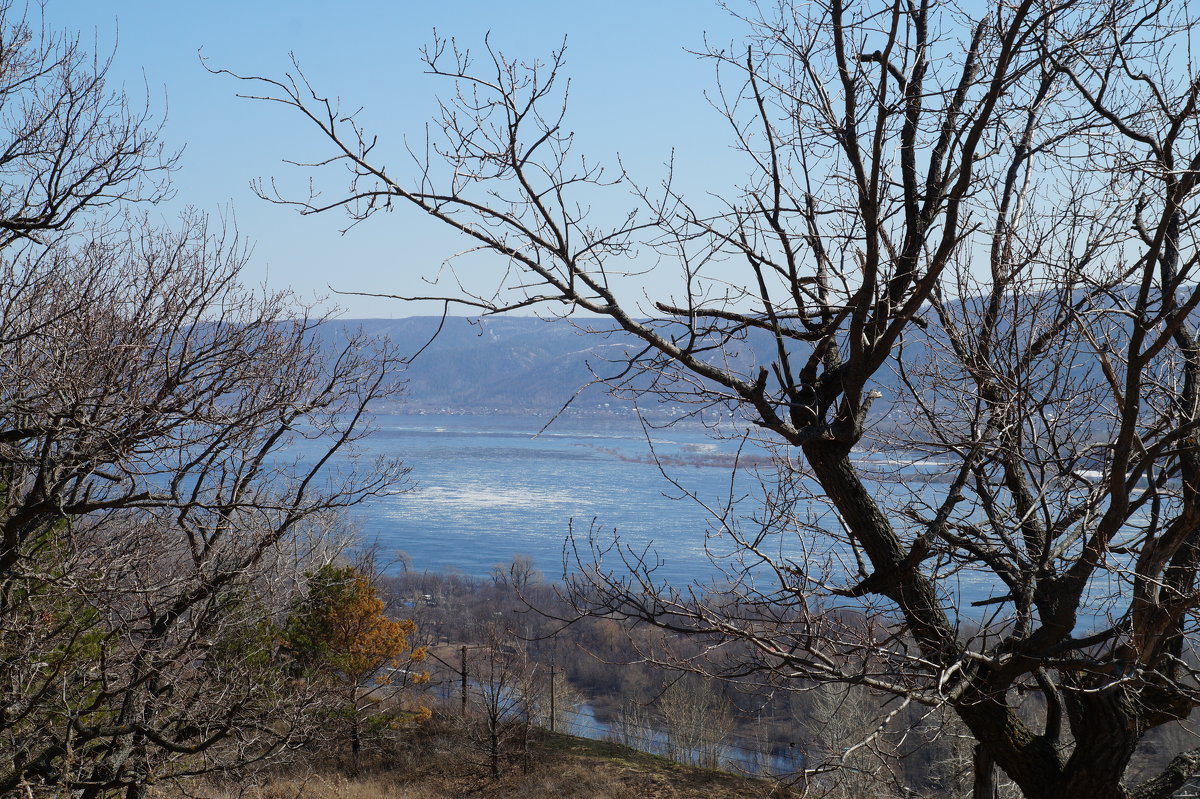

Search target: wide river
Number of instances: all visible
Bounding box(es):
[307,410,1147,635]
[338,412,1010,604]
[349,412,772,584]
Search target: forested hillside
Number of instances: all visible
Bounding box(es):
[322,316,923,416]
[327,317,627,411]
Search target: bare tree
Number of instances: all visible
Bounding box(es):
[0,8,408,796]
[237,1,1200,796]
[608,699,656,754]
[0,2,171,246]
[0,214,406,797]
[489,553,543,595]
[461,627,536,779]
[659,676,734,769]
[800,681,902,799]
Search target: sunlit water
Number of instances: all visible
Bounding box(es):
[335,416,954,592]
[308,412,1123,631]
[350,413,762,585]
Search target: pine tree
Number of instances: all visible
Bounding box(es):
[283,564,428,766]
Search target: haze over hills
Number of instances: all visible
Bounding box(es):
[323,306,1132,459]
[327,316,637,412]
[322,316,924,417]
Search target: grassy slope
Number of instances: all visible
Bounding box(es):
[170,728,791,799]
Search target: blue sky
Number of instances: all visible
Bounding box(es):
[49,1,752,318]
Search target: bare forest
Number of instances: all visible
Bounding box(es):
[232,1,1200,797]
[9,1,1200,798]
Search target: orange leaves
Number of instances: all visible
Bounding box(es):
[283,564,422,686]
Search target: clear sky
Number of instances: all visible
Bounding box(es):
[47,1,753,318]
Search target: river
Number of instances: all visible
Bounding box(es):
[340,412,1020,615]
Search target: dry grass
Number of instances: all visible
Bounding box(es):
[194,773,443,799]
[235,761,642,799]
[157,727,792,799]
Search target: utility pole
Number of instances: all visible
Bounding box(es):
[460,645,468,717]
[549,663,556,732]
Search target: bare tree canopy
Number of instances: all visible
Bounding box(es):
[0,213,408,797]
[0,6,411,795]
[0,2,172,244]
[239,1,1200,797]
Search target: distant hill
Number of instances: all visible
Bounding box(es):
[316,315,932,417]
[319,316,642,412]
[320,316,801,413]
[317,310,1086,421]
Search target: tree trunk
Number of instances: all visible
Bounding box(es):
[350,720,361,775]
[973,744,997,799]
